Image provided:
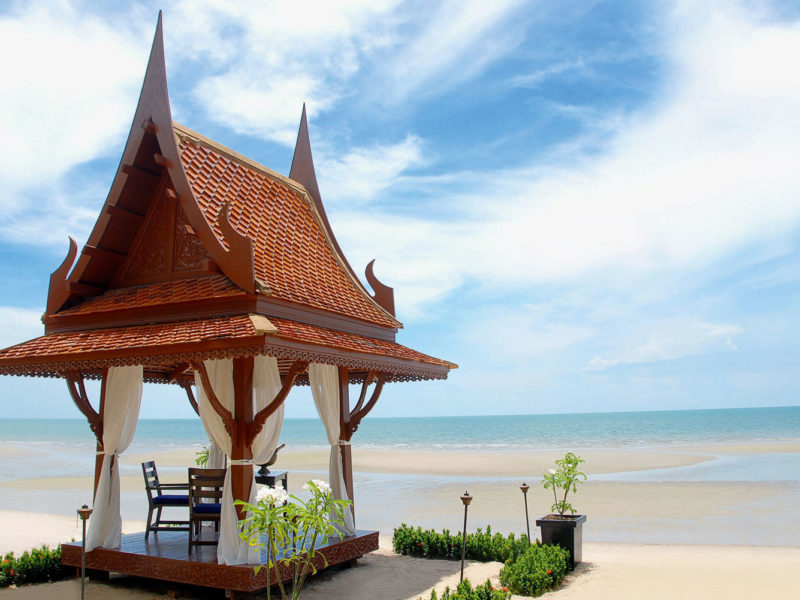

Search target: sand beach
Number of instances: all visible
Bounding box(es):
[1,438,799,598]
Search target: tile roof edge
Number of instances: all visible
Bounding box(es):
[173,121,404,330]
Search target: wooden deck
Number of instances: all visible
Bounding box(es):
[62,529,379,598]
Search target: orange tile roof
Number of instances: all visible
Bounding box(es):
[269,318,452,368]
[57,274,245,316]
[175,126,400,330]
[0,316,452,378]
[0,316,258,360]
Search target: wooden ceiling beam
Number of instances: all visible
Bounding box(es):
[82,245,125,263]
[121,163,161,180]
[105,204,145,225]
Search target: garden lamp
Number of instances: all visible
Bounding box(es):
[520,482,531,544]
[77,504,93,600]
[460,490,472,583]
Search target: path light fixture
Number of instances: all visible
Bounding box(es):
[460,490,472,583]
[520,482,531,544]
[76,504,93,600]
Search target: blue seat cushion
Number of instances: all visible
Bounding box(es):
[153,494,189,506]
[193,503,221,515]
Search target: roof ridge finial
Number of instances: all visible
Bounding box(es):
[289,103,323,207]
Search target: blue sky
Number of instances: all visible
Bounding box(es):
[1,0,799,419]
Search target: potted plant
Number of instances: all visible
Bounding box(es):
[536,452,586,570]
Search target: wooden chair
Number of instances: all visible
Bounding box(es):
[141,461,190,540]
[188,467,225,550]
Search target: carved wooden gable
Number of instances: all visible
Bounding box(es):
[116,182,212,287]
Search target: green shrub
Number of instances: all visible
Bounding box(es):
[0,545,66,588]
[499,543,570,597]
[421,578,510,600]
[393,524,529,563]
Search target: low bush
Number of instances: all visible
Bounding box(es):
[499,543,570,597]
[393,524,529,563]
[421,578,510,600]
[0,545,66,588]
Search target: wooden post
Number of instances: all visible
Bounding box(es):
[93,368,108,500]
[338,366,355,518]
[231,357,254,521]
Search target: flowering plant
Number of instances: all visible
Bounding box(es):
[236,479,351,600]
[541,452,586,516]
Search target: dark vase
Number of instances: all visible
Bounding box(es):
[535,514,586,570]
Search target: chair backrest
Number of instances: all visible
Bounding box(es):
[188,468,226,507]
[142,461,161,500]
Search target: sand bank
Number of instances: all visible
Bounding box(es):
[124,445,713,477]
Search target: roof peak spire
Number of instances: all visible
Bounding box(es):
[289,103,323,207]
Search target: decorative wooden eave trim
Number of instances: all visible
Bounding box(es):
[43,290,396,341]
[0,334,453,382]
[43,292,257,334]
[256,296,397,342]
[60,12,256,314]
[172,120,402,329]
[46,237,77,317]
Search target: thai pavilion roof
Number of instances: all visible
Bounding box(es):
[0,16,454,384]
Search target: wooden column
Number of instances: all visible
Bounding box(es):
[231,356,254,521]
[338,366,355,516]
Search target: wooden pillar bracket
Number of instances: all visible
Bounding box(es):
[350,370,377,417]
[247,360,307,446]
[181,382,200,416]
[346,373,391,440]
[63,370,103,444]
[190,360,235,439]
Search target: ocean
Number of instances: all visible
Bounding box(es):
[2,406,799,453]
[1,406,799,546]
[2,406,799,484]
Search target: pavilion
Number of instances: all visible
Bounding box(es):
[0,14,454,598]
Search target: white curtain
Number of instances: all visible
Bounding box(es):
[86,365,143,551]
[194,358,258,565]
[252,355,284,466]
[309,363,356,536]
[206,440,226,469]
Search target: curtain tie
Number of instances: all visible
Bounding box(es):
[337,440,351,446]
[229,459,253,465]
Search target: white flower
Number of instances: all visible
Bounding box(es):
[256,484,289,507]
[303,479,332,496]
[548,469,557,475]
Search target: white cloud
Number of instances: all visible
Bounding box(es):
[172,0,402,144]
[333,1,800,317]
[0,307,44,348]
[317,135,424,206]
[380,0,529,102]
[585,320,743,371]
[0,4,148,200]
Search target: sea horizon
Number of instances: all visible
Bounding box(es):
[1,405,798,455]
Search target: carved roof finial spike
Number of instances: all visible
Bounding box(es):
[289,103,323,207]
[365,260,395,317]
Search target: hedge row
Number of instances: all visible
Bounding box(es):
[425,579,511,600]
[0,545,67,588]
[395,525,569,597]
[393,524,530,563]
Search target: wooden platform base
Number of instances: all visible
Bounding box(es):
[62,529,378,597]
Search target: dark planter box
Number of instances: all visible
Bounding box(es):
[536,514,586,570]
